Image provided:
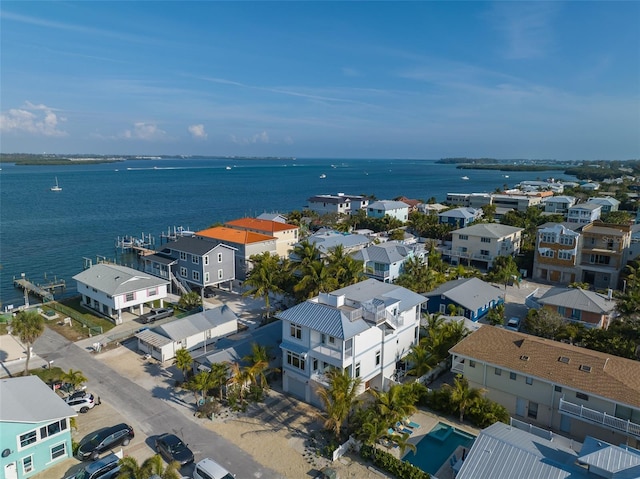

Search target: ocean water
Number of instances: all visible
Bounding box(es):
[0,157,573,306]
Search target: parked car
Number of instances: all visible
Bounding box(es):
[64,391,101,413]
[76,423,135,461]
[506,317,521,331]
[140,307,174,323]
[155,433,194,466]
[65,453,122,479]
[193,458,235,479]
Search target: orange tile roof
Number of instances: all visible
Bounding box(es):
[450,326,640,408]
[196,226,275,244]
[225,217,297,233]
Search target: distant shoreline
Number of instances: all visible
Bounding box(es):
[0,154,297,166]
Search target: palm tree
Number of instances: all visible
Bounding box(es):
[291,239,321,271]
[11,310,45,374]
[174,348,193,383]
[227,362,250,403]
[243,252,283,318]
[487,255,520,302]
[178,291,202,310]
[446,374,486,422]
[186,371,214,405]
[117,454,181,479]
[315,368,362,441]
[209,362,230,401]
[293,259,337,300]
[242,343,274,391]
[370,384,417,426]
[61,369,87,390]
[326,245,364,287]
[405,343,433,378]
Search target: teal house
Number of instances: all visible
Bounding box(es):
[0,376,76,479]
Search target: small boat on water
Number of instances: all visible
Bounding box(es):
[319,173,327,179]
[461,175,470,180]
[226,166,232,170]
[51,177,62,191]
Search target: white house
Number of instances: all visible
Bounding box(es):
[73,263,169,324]
[276,279,426,408]
[542,196,577,215]
[367,200,410,222]
[567,203,602,225]
[586,196,620,214]
[306,193,369,216]
[351,241,424,283]
[135,305,238,362]
[448,223,524,269]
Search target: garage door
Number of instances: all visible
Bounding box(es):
[287,377,306,400]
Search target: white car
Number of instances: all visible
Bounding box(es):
[193,458,235,479]
[64,391,100,413]
[506,317,521,331]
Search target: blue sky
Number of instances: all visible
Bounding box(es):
[1,1,638,160]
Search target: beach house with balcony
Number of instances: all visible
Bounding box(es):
[542,196,577,215]
[567,203,602,225]
[306,193,369,216]
[532,223,581,284]
[366,200,410,223]
[73,263,170,324]
[448,223,523,269]
[449,326,640,447]
[586,196,621,214]
[438,207,482,228]
[225,217,299,258]
[579,221,631,289]
[535,287,617,329]
[276,279,426,407]
[351,241,424,283]
[1,376,76,479]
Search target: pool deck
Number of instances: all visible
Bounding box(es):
[384,409,479,479]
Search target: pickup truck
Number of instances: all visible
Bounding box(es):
[140,307,174,324]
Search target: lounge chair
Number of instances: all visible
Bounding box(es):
[395,424,413,435]
[403,418,421,429]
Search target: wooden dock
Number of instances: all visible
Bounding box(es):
[13,276,65,302]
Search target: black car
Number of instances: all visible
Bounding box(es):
[155,433,194,466]
[76,423,135,461]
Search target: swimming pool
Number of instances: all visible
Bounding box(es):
[405,422,475,475]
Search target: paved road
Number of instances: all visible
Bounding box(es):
[34,328,283,479]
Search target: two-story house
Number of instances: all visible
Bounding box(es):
[532,223,581,284]
[567,203,602,225]
[225,217,299,258]
[351,241,424,283]
[536,287,617,329]
[143,236,236,294]
[276,279,426,407]
[437,207,483,228]
[195,226,277,282]
[1,376,77,479]
[306,193,369,216]
[367,200,410,223]
[73,263,170,324]
[450,326,640,447]
[586,196,621,214]
[449,223,524,269]
[542,196,577,215]
[304,229,371,256]
[491,194,542,212]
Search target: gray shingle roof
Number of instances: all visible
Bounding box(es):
[277,301,370,339]
[155,305,238,341]
[537,287,616,314]
[423,277,503,312]
[164,236,236,255]
[307,231,370,253]
[351,242,411,265]
[451,223,523,238]
[0,376,76,423]
[73,263,168,296]
[438,207,480,219]
[368,200,409,210]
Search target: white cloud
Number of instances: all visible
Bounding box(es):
[230,131,270,145]
[121,122,166,140]
[188,124,207,139]
[0,101,67,137]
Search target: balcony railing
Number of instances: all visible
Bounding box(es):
[559,398,640,438]
[310,343,345,362]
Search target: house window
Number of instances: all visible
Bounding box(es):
[495,368,502,376]
[510,372,517,381]
[328,336,336,345]
[180,252,187,261]
[375,351,381,366]
[180,267,187,277]
[204,255,209,265]
[313,358,318,371]
[355,362,361,378]
[480,250,490,256]
[526,377,533,385]
[542,250,554,258]
[20,431,37,448]
[218,253,223,263]
[51,442,66,460]
[192,255,200,265]
[218,269,223,279]
[286,351,305,371]
[192,271,200,281]
[571,310,582,321]
[576,392,589,401]
[558,251,572,260]
[125,292,134,302]
[148,287,157,296]
[558,306,566,316]
[22,455,33,474]
[481,237,491,243]
[560,235,574,245]
[528,402,538,420]
[554,385,562,392]
[459,235,468,240]
[541,233,555,243]
[40,419,65,439]
[469,360,476,368]
[204,272,210,283]
[290,323,302,340]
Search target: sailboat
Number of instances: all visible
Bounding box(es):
[51,177,62,191]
